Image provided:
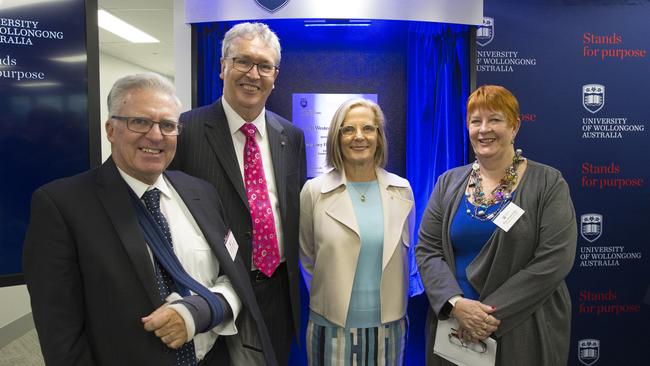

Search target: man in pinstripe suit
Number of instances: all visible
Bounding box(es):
[171,22,306,365]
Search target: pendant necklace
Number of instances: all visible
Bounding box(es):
[466,149,525,221]
[349,182,372,202]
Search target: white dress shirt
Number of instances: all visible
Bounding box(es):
[118,169,242,361]
[222,97,285,266]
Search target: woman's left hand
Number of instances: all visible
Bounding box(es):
[451,298,500,340]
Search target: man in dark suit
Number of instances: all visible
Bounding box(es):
[23,73,276,366]
[171,22,306,365]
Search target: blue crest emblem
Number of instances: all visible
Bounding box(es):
[578,339,600,365]
[300,97,308,108]
[254,0,289,13]
[477,17,494,47]
[583,84,605,114]
[580,214,602,242]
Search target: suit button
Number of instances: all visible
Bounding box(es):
[245,232,251,239]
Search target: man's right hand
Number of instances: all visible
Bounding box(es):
[142,304,189,349]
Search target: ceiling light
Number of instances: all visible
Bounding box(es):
[97,9,159,43]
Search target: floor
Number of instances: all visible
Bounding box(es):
[0,329,44,366]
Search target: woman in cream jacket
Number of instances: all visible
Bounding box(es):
[299,98,416,365]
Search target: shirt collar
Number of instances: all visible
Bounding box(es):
[320,167,409,194]
[116,167,172,200]
[222,97,266,138]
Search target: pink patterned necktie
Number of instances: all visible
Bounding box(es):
[240,123,280,277]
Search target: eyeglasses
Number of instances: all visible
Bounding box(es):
[111,116,182,136]
[340,124,378,137]
[448,328,487,353]
[231,57,278,77]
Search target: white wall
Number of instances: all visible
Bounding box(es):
[99,52,166,161]
[0,285,32,348]
[174,0,192,112]
[0,286,31,329]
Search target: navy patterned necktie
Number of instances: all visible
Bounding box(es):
[142,188,197,366]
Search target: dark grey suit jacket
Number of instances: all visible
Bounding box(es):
[171,99,306,340]
[23,158,276,366]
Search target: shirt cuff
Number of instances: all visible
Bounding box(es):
[447,295,463,318]
[448,295,462,307]
[209,281,242,336]
[172,295,215,334]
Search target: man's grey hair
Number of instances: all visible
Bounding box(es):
[221,22,282,65]
[107,72,181,116]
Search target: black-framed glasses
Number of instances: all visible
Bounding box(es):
[111,116,182,136]
[340,124,378,137]
[231,57,278,77]
[448,328,487,354]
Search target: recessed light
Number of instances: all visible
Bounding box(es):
[98,9,159,43]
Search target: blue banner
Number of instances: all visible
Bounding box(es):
[0,0,90,279]
[477,1,649,364]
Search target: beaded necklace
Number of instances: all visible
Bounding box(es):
[465,149,525,221]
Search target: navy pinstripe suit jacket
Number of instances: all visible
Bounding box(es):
[170,99,306,348]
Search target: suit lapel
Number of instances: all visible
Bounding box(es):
[324,191,360,237]
[266,112,288,223]
[165,172,228,259]
[321,171,360,238]
[204,100,249,207]
[96,158,160,307]
[377,171,414,270]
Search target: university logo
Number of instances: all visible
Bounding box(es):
[578,339,600,365]
[300,97,308,108]
[583,84,605,114]
[580,213,603,242]
[254,0,289,13]
[476,17,494,47]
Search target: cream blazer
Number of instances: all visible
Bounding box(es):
[299,168,415,327]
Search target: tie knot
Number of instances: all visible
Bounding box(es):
[142,188,161,211]
[240,123,257,139]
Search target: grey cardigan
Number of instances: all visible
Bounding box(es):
[416,160,577,366]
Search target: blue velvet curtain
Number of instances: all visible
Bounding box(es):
[406,23,471,228]
[195,22,231,107]
[403,22,471,366]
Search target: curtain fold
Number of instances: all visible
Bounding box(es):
[407,22,470,229]
[405,23,470,296]
[195,22,232,107]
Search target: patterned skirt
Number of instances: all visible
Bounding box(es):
[306,318,407,366]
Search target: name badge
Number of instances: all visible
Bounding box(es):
[493,202,525,232]
[224,230,238,261]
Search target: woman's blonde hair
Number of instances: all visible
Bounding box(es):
[325,98,388,171]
